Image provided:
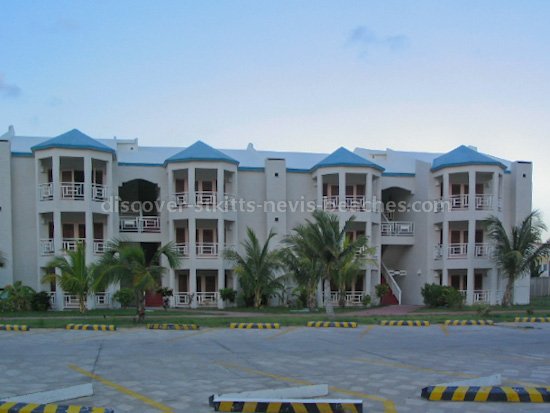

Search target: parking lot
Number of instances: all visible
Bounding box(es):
[1,322,550,412]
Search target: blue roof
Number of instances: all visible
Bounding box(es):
[31,129,115,154]
[311,147,384,172]
[165,140,239,165]
[431,145,507,171]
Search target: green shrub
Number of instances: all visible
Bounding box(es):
[421,283,464,308]
[476,304,491,316]
[113,288,135,308]
[31,291,52,311]
[362,294,372,307]
[3,282,35,311]
[375,284,390,300]
[219,288,237,303]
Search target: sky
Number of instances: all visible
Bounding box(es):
[1,0,550,228]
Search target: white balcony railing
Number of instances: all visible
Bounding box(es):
[223,193,237,211]
[449,194,469,210]
[329,291,366,307]
[448,243,468,258]
[196,292,219,306]
[63,294,83,309]
[174,293,192,307]
[475,243,492,257]
[94,240,105,255]
[474,194,493,210]
[92,184,108,201]
[196,242,218,256]
[175,243,189,256]
[381,221,414,236]
[47,292,56,306]
[196,191,216,206]
[40,239,55,256]
[344,196,366,211]
[174,192,189,206]
[434,244,443,260]
[60,182,85,200]
[94,293,110,307]
[62,238,85,252]
[119,216,161,233]
[39,183,54,201]
[322,196,339,211]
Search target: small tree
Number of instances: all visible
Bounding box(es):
[3,282,35,311]
[97,240,181,321]
[487,211,550,306]
[224,228,283,308]
[42,243,98,313]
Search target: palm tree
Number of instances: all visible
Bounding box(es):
[97,240,180,321]
[3,281,35,311]
[486,211,550,306]
[42,243,97,313]
[281,246,322,310]
[224,228,283,308]
[285,210,369,316]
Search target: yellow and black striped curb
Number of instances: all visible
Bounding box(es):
[421,385,550,402]
[0,401,114,412]
[379,320,430,327]
[229,322,280,329]
[306,321,358,328]
[0,324,29,332]
[146,323,199,330]
[514,317,550,323]
[444,320,494,326]
[66,324,116,331]
[210,398,362,413]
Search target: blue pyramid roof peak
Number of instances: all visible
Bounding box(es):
[31,129,115,154]
[165,140,239,165]
[311,147,384,172]
[431,145,506,172]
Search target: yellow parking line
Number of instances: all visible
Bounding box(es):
[267,327,297,340]
[360,326,375,336]
[217,361,397,413]
[69,364,174,412]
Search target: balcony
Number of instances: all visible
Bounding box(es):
[119,216,160,233]
[40,239,55,256]
[61,182,85,200]
[62,238,85,252]
[39,183,53,201]
[174,292,192,307]
[92,184,108,201]
[94,240,105,255]
[381,221,414,236]
[322,196,339,211]
[196,292,219,306]
[344,196,367,212]
[174,242,189,256]
[329,291,366,307]
[458,290,503,304]
[196,242,218,257]
[174,192,189,206]
[474,243,492,257]
[195,191,216,206]
[63,294,83,309]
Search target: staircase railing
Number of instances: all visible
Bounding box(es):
[381,262,402,305]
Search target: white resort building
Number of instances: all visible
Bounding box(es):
[0,126,533,309]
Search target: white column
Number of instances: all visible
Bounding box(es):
[364,269,371,297]
[467,219,476,260]
[217,219,225,309]
[366,173,373,213]
[53,210,63,309]
[492,172,499,212]
[217,168,224,211]
[84,155,92,202]
[442,173,449,199]
[442,268,449,286]
[338,172,346,212]
[168,218,175,295]
[52,155,60,201]
[488,268,498,305]
[188,167,195,207]
[466,267,475,305]
[468,170,476,211]
[167,167,174,202]
[316,173,323,209]
[442,221,449,261]
[189,268,197,309]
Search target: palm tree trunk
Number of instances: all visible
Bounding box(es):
[323,278,335,317]
[338,287,346,308]
[502,277,515,306]
[254,290,262,308]
[136,291,146,322]
[307,287,317,310]
[79,295,86,313]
